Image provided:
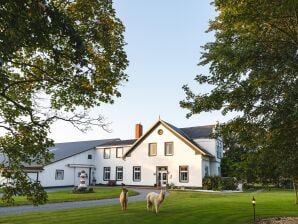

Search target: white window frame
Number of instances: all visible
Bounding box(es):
[116,147,123,158]
[103,167,111,181]
[179,166,189,183]
[165,142,174,156]
[116,166,123,181]
[104,148,111,159]
[133,166,141,182]
[55,170,64,180]
[148,143,157,156]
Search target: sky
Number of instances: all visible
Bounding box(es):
[49,1,236,143]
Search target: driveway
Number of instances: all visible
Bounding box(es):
[0,188,161,216]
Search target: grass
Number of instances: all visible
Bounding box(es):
[0,187,138,206]
[0,190,297,224]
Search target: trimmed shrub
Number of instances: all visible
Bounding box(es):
[221,177,238,190]
[203,176,237,191]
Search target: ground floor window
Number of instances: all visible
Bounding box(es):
[116,166,123,181]
[179,166,189,182]
[103,167,111,181]
[133,166,141,182]
[55,170,64,180]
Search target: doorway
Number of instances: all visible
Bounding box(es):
[156,166,168,187]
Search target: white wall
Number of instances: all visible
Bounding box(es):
[195,138,222,177]
[95,145,130,185]
[96,123,204,187]
[38,149,95,187]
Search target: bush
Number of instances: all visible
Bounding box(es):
[203,176,223,191]
[203,176,238,191]
[72,186,94,194]
[221,177,237,190]
[107,180,117,186]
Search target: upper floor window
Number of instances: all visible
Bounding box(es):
[55,170,64,180]
[104,148,111,159]
[88,154,92,159]
[148,143,157,156]
[133,166,141,182]
[179,166,189,183]
[116,147,123,158]
[165,142,174,156]
[103,167,111,181]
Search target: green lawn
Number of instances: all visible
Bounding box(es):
[0,190,297,224]
[0,187,138,206]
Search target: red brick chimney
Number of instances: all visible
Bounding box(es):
[135,123,143,139]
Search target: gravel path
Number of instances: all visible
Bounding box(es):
[0,188,158,216]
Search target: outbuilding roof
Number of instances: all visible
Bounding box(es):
[97,139,136,147]
[48,138,118,164]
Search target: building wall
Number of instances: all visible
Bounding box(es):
[96,123,204,187]
[38,149,95,187]
[194,138,222,176]
[94,145,130,185]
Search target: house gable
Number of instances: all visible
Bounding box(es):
[124,120,213,158]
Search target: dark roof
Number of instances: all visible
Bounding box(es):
[164,121,214,156]
[0,139,118,169]
[180,125,215,139]
[48,138,118,163]
[97,139,136,147]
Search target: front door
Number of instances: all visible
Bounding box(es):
[157,167,168,187]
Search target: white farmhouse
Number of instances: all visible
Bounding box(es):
[0,119,223,188]
[96,119,223,188]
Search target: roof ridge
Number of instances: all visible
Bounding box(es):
[180,124,216,129]
[54,138,118,145]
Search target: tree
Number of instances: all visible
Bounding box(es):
[181,0,298,203]
[0,0,128,205]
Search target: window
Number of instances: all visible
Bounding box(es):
[216,141,223,159]
[165,142,174,156]
[148,143,157,156]
[218,167,221,176]
[103,167,111,181]
[204,166,209,177]
[88,154,92,159]
[179,166,189,183]
[116,147,123,158]
[116,166,123,181]
[55,170,64,180]
[133,166,141,182]
[104,148,111,159]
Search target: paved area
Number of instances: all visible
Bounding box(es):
[0,188,160,216]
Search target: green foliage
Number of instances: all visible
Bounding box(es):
[0,0,128,205]
[221,177,238,190]
[181,0,298,202]
[203,176,223,190]
[203,176,237,191]
[72,186,94,194]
